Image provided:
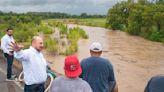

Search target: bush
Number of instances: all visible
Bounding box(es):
[0,31,5,38]
[64,41,78,55]
[14,30,36,42]
[149,30,162,41]
[44,38,58,54]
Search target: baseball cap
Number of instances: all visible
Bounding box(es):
[64,55,82,78]
[90,42,102,52]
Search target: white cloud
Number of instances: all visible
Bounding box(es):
[0,0,127,15]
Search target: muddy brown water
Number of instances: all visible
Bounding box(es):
[44,24,164,92]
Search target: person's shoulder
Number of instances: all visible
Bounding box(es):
[82,57,90,61]
[1,35,7,40]
[99,57,114,67]
[145,75,164,92]
[19,48,33,56]
[81,57,91,63]
[53,76,64,82]
[100,57,109,61]
[22,48,30,53]
[78,77,90,85]
[99,57,111,63]
[151,75,164,82]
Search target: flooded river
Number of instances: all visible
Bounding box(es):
[44,24,164,92]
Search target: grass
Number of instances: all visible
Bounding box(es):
[47,18,107,28]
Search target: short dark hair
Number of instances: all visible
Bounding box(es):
[6,28,13,32]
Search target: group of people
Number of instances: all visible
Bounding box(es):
[0,28,164,92]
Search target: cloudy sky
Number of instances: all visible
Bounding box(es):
[0,0,126,15]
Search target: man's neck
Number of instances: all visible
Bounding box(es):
[91,54,101,57]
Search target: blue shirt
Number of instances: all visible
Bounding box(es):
[145,75,164,92]
[80,56,116,92]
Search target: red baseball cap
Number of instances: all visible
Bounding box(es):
[64,55,82,78]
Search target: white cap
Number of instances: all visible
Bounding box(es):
[90,42,102,52]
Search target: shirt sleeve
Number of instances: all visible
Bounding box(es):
[108,63,115,81]
[107,62,117,92]
[14,50,28,62]
[83,82,93,92]
[1,37,10,54]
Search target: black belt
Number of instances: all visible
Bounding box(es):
[26,83,44,88]
[32,84,41,88]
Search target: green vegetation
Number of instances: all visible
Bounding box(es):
[50,18,106,27]
[0,13,42,45]
[27,12,106,19]
[45,21,88,55]
[0,12,88,55]
[106,0,164,42]
[64,27,88,55]
[44,38,58,53]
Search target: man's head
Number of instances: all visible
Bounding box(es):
[89,42,102,56]
[31,36,44,52]
[6,28,13,36]
[64,55,82,78]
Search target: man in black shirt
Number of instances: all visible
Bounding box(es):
[145,75,164,92]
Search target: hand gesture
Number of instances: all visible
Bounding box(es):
[10,42,24,52]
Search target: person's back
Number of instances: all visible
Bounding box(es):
[80,56,115,92]
[145,75,164,92]
[50,76,92,92]
[80,42,117,92]
[49,55,92,92]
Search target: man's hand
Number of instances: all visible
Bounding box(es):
[10,42,24,52]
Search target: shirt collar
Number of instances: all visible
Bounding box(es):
[29,46,40,54]
[6,34,13,38]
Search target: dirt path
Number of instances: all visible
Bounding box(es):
[44,24,164,92]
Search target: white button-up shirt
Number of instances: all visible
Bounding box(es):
[14,46,48,85]
[1,34,14,54]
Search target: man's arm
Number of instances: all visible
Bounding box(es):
[1,38,10,54]
[10,42,26,61]
[14,50,28,61]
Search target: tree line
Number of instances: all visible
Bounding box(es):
[0,11,104,41]
[106,0,164,42]
[0,11,106,19]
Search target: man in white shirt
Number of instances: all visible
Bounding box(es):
[1,28,15,81]
[11,36,48,92]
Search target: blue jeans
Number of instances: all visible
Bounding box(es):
[24,83,45,92]
[4,53,14,79]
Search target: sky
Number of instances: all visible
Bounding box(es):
[0,0,126,15]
